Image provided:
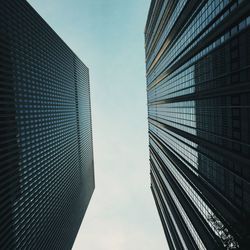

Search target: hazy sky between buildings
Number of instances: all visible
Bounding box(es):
[28,1,167,249]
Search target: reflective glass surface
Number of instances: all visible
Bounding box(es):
[145,0,250,249]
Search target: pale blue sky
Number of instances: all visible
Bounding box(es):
[27,1,167,249]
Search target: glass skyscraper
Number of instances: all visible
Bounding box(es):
[0,1,94,249]
[145,0,250,249]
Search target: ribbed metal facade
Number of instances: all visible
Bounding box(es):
[145,0,250,249]
[0,1,94,249]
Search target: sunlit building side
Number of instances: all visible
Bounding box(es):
[145,0,250,249]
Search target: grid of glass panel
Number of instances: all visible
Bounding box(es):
[145,0,250,249]
[0,1,94,249]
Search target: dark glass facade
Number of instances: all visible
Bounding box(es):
[145,0,250,249]
[0,1,94,249]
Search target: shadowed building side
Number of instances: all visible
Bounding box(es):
[0,33,20,250]
[0,1,94,249]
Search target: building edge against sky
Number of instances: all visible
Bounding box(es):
[0,1,94,249]
[145,0,250,249]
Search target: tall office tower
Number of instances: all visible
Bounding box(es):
[0,1,94,249]
[145,0,250,249]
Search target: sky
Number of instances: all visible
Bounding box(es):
[27,1,167,249]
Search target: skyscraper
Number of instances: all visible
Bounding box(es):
[0,1,94,249]
[145,0,250,249]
